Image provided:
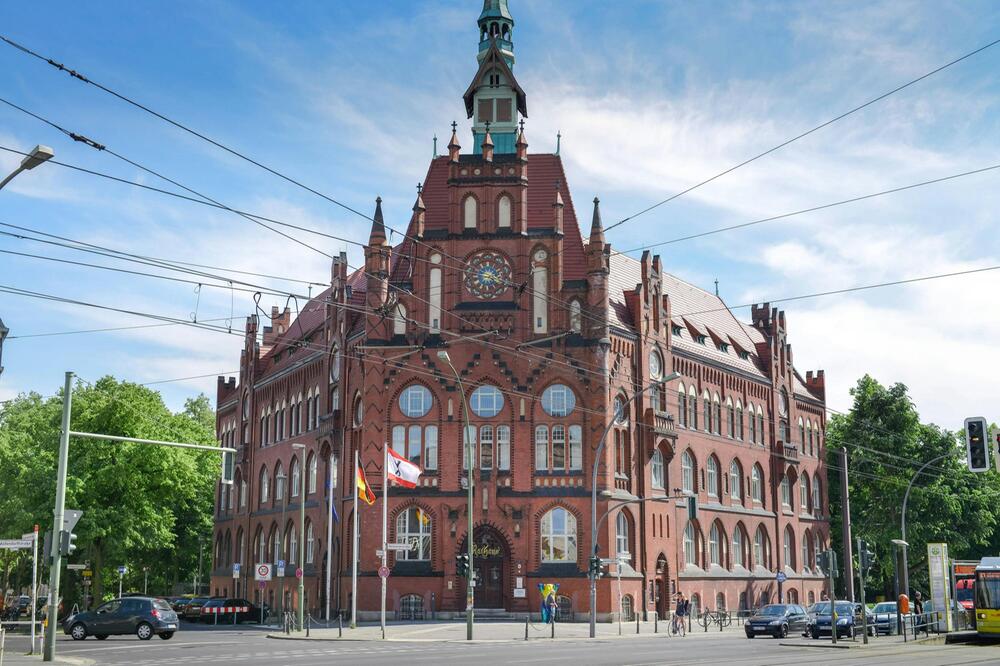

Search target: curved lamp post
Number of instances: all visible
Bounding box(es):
[0,145,53,190]
[900,453,948,603]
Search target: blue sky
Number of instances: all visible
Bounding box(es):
[1,0,998,429]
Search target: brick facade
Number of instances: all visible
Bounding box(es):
[210,1,830,621]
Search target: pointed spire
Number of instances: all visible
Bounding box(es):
[481,121,494,163]
[448,121,461,163]
[589,196,605,246]
[369,196,387,245]
[516,118,528,161]
[553,181,564,236]
[411,184,426,240]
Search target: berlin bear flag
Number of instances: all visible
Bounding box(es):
[387,447,422,488]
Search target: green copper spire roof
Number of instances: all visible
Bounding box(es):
[477,0,514,68]
[479,0,513,23]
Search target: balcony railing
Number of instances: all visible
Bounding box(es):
[781,443,799,462]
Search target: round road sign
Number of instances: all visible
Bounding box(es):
[378,566,390,579]
[258,580,266,590]
[295,567,303,579]
[776,572,787,583]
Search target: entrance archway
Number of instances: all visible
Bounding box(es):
[459,525,510,609]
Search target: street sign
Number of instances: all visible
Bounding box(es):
[0,539,32,550]
[295,568,303,579]
[67,564,87,571]
[378,566,390,579]
[775,572,787,583]
[82,570,92,578]
[63,509,83,533]
[117,565,127,575]
[232,563,241,579]
[255,563,273,581]
[387,542,414,551]
[258,580,266,590]
[21,532,36,541]
[375,549,385,558]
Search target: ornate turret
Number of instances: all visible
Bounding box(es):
[463,1,526,155]
[411,184,426,239]
[365,198,391,318]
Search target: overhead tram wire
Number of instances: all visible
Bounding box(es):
[7,317,235,340]
[4,34,999,342]
[603,36,1000,233]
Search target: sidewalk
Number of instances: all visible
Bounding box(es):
[269,618,745,643]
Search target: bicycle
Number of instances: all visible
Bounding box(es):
[698,609,732,630]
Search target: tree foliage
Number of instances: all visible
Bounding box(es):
[0,377,217,603]
[827,375,1000,599]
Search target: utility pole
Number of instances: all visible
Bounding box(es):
[43,371,73,662]
[196,537,204,595]
[857,537,868,645]
[143,567,149,595]
[828,550,837,645]
[839,447,855,602]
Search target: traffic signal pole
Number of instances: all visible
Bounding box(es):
[44,371,73,662]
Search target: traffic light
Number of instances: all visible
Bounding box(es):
[588,556,607,580]
[687,495,697,521]
[456,553,470,578]
[859,541,876,574]
[965,417,991,472]
[59,529,78,556]
[42,530,53,565]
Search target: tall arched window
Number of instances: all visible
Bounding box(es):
[497,194,511,229]
[677,383,687,427]
[255,527,265,563]
[532,248,548,333]
[395,507,432,561]
[307,453,317,495]
[783,526,794,570]
[534,426,549,471]
[732,525,745,567]
[615,512,629,558]
[289,524,298,564]
[270,525,281,564]
[541,507,577,562]
[290,457,301,497]
[798,417,805,448]
[651,450,665,490]
[681,451,694,494]
[702,391,712,432]
[754,525,768,569]
[306,521,315,564]
[800,473,810,513]
[757,406,765,444]
[688,386,697,429]
[706,456,719,498]
[780,475,791,507]
[463,195,477,229]
[748,404,757,443]
[569,300,582,333]
[726,398,735,438]
[712,393,722,435]
[684,522,697,565]
[259,466,270,505]
[801,530,811,572]
[393,303,407,336]
[428,253,442,332]
[751,465,763,504]
[274,462,285,501]
[729,460,742,501]
[813,478,822,517]
[709,523,721,566]
[735,401,744,439]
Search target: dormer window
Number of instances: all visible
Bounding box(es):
[718,343,729,353]
[696,335,707,345]
[672,325,683,337]
[738,350,750,361]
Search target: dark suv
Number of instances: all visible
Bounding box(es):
[63,597,179,640]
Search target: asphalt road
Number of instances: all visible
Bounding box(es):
[3,623,999,665]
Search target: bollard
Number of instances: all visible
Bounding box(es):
[551,617,555,639]
[214,610,218,626]
[525,616,529,641]
[233,608,237,626]
[636,613,640,634]
[654,611,658,634]
[720,612,724,633]
[306,614,310,638]
[431,592,436,621]
[339,612,343,638]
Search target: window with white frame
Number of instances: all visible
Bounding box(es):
[801,533,810,572]
[274,463,285,501]
[540,507,577,562]
[706,456,719,498]
[534,426,548,471]
[615,513,630,559]
[541,384,576,417]
[532,248,548,333]
[684,522,696,565]
[781,475,791,507]
[783,526,794,570]
[678,383,687,427]
[651,450,665,489]
[681,451,694,494]
[732,527,745,567]
[392,424,438,470]
[751,465,763,503]
[306,521,315,564]
[727,398,735,438]
[393,303,407,336]
[729,460,742,501]
[289,527,297,564]
[463,195,477,229]
[498,194,512,228]
[812,477,821,516]
[470,385,504,417]
[569,300,581,333]
[534,423,581,472]
[688,386,697,429]
[307,453,317,494]
[259,466,270,505]
[702,391,711,432]
[395,507,431,561]
[399,385,432,418]
[291,458,301,497]
[800,473,810,513]
[754,526,766,569]
[709,523,721,566]
[712,393,722,435]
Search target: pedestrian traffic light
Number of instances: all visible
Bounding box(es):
[456,553,470,578]
[687,495,697,521]
[59,529,78,556]
[589,556,606,580]
[965,417,991,472]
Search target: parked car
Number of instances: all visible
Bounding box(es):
[168,596,195,613]
[744,604,810,638]
[63,597,179,641]
[198,597,261,624]
[872,601,910,635]
[181,597,212,621]
[807,601,857,639]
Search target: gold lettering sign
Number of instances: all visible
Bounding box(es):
[473,543,502,558]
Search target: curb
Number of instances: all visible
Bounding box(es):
[266,629,740,644]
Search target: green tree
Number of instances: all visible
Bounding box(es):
[827,375,1000,599]
[0,377,218,604]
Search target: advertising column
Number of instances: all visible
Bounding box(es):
[927,543,953,632]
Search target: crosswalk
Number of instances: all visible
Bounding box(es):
[121,642,483,665]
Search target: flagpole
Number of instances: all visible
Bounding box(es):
[325,452,334,622]
[380,442,388,640]
[351,449,359,629]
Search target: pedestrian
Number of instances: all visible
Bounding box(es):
[546,590,558,624]
[673,592,687,636]
[820,590,829,602]
[913,591,925,635]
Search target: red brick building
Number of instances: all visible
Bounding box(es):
[211,0,829,622]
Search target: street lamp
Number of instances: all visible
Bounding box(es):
[276,470,288,617]
[900,454,948,604]
[0,145,54,190]
[589,371,681,638]
[436,350,475,641]
[292,443,307,631]
[891,538,909,636]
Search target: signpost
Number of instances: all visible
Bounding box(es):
[0,539,32,549]
[118,565,127,599]
[295,568,303,579]
[255,564,273,581]
[928,543,953,632]
[776,571,787,603]
[378,566,390,579]
[232,563,241,579]
[277,560,285,577]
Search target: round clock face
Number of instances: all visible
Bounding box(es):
[464,251,512,300]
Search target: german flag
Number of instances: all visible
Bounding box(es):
[357,464,376,506]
